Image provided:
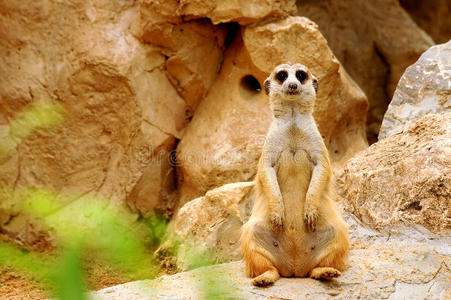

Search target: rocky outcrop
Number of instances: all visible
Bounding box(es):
[339,40,451,236]
[339,113,450,234]
[176,17,368,205]
[92,217,451,299]
[297,0,434,143]
[379,41,451,140]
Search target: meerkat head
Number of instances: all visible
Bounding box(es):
[264,63,318,108]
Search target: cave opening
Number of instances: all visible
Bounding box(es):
[241,75,262,93]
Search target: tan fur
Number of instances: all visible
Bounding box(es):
[241,64,350,286]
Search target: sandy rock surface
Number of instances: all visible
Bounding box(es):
[379,41,451,140]
[92,215,451,300]
[339,113,450,234]
[176,16,368,205]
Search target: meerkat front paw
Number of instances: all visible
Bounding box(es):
[304,208,318,232]
[269,211,284,231]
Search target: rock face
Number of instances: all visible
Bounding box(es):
[0,0,194,242]
[379,41,451,140]
[340,113,450,234]
[297,0,434,143]
[134,15,227,111]
[92,220,451,300]
[176,16,368,205]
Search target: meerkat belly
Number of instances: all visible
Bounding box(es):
[277,148,312,227]
[274,148,336,277]
[272,149,309,275]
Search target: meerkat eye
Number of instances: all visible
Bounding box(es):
[296,70,308,83]
[275,71,288,83]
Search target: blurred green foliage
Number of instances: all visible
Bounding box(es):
[53,246,87,300]
[0,101,238,299]
[0,242,53,282]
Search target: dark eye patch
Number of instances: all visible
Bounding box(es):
[275,71,288,83]
[296,70,308,83]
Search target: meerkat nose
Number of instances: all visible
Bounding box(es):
[288,83,298,90]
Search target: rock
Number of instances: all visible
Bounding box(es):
[126,136,178,219]
[400,0,451,44]
[176,16,368,205]
[379,41,451,140]
[91,237,451,299]
[339,113,451,234]
[137,0,297,26]
[170,182,254,263]
[297,0,434,143]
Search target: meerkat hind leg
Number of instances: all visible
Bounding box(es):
[252,266,280,287]
[246,250,280,287]
[309,267,341,280]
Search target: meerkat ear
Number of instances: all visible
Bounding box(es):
[264,78,271,95]
[312,76,318,93]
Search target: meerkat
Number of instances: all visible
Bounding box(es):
[240,63,350,286]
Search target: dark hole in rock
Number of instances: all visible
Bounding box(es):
[405,201,422,211]
[224,22,240,48]
[241,75,261,93]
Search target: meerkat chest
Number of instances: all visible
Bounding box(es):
[278,118,315,151]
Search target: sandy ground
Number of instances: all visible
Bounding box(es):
[0,260,135,300]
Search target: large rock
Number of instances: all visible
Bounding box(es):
[92,228,451,299]
[176,16,368,205]
[0,0,192,242]
[379,41,451,140]
[339,113,450,234]
[297,0,434,143]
